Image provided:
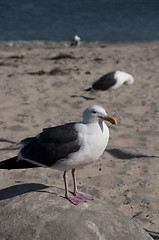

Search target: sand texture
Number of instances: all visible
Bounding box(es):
[0,42,159,237]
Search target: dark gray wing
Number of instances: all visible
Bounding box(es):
[20,123,80,167]
[93,71,116,90]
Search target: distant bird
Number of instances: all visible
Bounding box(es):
[70,35,81,46]
[84,70,134,100]
[0,105,117,205]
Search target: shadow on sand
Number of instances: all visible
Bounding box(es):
[106,148,159,160]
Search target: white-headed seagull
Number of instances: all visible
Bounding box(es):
[85,70,134,100]
[0,105,117,205]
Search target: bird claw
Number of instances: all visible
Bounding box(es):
[66,195,86,205]
[74,191,93,200]
[66,191,93,205]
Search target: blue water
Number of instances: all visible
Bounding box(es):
[0,0,159,43]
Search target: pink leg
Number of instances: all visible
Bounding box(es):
[109,90,120,102]
[72,168,93,201]
[63,171,86,205]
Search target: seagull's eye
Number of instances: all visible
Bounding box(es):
[92,110,96,114]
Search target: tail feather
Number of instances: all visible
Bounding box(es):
[0,156,39,170]
[84,87,91,92]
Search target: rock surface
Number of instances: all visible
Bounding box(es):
[0,183,153,240]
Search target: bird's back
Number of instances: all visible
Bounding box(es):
[92,72,116,90]
[18,123,81,167]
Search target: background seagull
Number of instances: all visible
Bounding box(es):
[84,70,134,100]
[70,35,81,46]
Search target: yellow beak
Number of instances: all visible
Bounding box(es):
[103,115,117,125]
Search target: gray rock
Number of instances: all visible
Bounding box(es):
[0,183,152,240]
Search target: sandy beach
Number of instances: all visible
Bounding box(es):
[0,41,159,237]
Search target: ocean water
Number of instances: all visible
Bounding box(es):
[0,0,159,44]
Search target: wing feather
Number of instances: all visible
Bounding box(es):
[20,123,80,167]
[93,71,116,90]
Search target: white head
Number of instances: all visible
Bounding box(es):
[126,73,134,85]
[115,71,134,85]
[82,105,117,125]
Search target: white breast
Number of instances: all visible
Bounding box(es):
[53,122,109,171]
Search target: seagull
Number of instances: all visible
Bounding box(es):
[70,35,81,46]
[84,70,134,100]
[0,105,117,205]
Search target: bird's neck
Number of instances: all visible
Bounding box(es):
[85,120,105,132]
